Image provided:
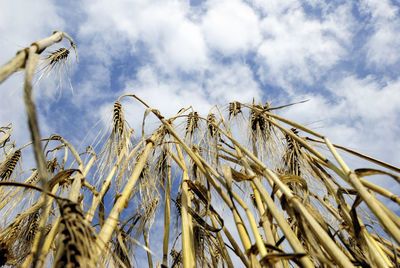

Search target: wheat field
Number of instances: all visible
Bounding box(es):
[0,31,399,268]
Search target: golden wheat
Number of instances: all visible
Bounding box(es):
[0,32,399,267]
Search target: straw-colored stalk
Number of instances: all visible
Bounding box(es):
[142,228,153,268]
[210,215,234,268]
[324,137,400,245]
[175,144,196,268]
[224,131,354,266]
[85,144,128,223]
[167,125,254,263]
[162,148,172,267]
[95,130,160,255]
[221,165,268,260]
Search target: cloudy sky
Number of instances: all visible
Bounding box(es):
[0,0,400,265]
[1,0,399,159]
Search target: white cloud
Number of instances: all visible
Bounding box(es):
[329,75,400,124]
[151,17,208,71]
[0,0,65,147]
[1,0,397,175]
[79,0,208,72]
[359,0,400,67]
[76,0,399,171]
[359,0,399,20]
[202,0,261,55]
[366,24,400,66]
[249,0,301,15]
[256,2,352,90]
[0,0,64,62]
[204,61,261,103]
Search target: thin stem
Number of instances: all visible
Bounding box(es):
[143,228,153,268]
[95,131,160,255]
[162,148,172,267]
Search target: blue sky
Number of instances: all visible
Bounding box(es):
[1,0,400,266]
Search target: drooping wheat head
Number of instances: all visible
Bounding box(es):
[174,193,182,219]
[91,100,134,191]
[282,128,302,176]
[46,157,59,174]
[207,113,218,138]
[185,112,199,140]
[0,150,21,181]
[229,101,242,119]
[36,47,75,98]
[54,199,99,268]
[155,145,168,187]
[27,170,40,185]
[0,124,12,150]
[189,146,202,181]
[250,104,269,139]
[247,102,283,165]
[47,48,70,66]
[47,169,80,191]
[113,101,125,138]
[137,156,152,198]
[142,198,159,227]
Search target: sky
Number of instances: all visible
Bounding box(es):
[0,0,400,266]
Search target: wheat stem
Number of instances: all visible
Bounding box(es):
[162,148,172,267]
[175,144,196,268]
[95,130,160,255]
[324,137,400,245]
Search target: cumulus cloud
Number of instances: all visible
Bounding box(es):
[203,61,261,102]
[202,0,261,55]
[79,0,208,72]
[250,0,301,15]
[256,2,353,90]
[124,65,211,116]
[359,0,400,68]
[0,0,65,146]
[329,75,400,123]
[0,0,64,62]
